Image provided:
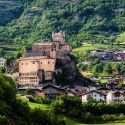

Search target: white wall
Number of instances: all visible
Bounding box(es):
[107,92,124,103]
[82,91,106,102]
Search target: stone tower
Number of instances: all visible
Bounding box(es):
[52,31,65,44]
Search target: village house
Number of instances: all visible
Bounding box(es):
[108,77,125,85]
[113,51,125,61]
[17,84,66,99]
[91,50,125,61]
[82,88,125,104]
[66,88,86,97]
[97,87,111,95]
[17,86,44,96]
[82,90,106,102]
[42,84,66,99]
[107,91,124,103]
[91,50,113,60]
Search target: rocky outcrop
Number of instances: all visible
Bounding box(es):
[55,54,94,86]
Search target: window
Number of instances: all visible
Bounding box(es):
[95,95,96,97]
[33,62,35,64]
[41,62,42,64]
[22,63,23,65]
[48,61,50,64]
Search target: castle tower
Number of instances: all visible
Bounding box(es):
[52,31,65,44]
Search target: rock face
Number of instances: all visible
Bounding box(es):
[0,0,23,25]
[55,54,94,86]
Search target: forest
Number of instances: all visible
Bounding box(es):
[0,0,125,45]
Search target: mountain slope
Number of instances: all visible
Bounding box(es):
[0,0,125,44]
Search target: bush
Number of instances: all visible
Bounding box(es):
[100,114,125,122]
[81,112,97,123]
[51,96,83,118]
[30,109,66,125]
[0,115,8,125]
[101,114,118,122]
[28,96,51,104]
[28,96,36,103]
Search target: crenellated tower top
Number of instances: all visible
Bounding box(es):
[52,31,65,44]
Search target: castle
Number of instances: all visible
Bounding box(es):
[13,31,72,86]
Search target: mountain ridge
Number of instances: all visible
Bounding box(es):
[0,0,125,44]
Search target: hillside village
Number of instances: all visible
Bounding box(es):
[0,33,125,105]
[0,32,122,104]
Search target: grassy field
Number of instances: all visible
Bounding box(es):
[77,123,125,125]
[60,115,125,125]
[72,43,125,53]
[72,43,112,52]
[28,102,50,110]
[116,33,125,42]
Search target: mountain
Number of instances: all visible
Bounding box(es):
[0,0,125,44]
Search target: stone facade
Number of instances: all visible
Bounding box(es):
[18,56,56,86]
[24,31,72,59]
[14,31,72,86]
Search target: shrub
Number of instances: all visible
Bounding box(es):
[81,112,97,123]
[30,109,66,125]
[28,96,36,103]
[51,96,83,118]
[28,96,51,104]
[101,114,117,122]
[0,115,8,125]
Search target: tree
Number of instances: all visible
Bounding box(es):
[116,83,125,89]
[92,70,99,78]
[121,64,125,76]
[0,75,16,104]
[105,63,112,75]
[26,88,33,95]
[0,48,5,56]
[51,96,83,118]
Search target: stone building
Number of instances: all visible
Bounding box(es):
[11,31,72,86]
[28,31,72,59]
[18,56,56,86]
